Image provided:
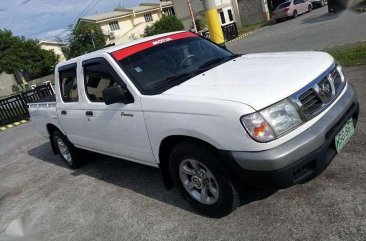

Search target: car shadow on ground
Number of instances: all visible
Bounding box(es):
[28,142,276,217]
[301,11,341,24]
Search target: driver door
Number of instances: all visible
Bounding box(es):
[81,57,155,165]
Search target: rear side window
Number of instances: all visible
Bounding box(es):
[59,67,78,102]
[278,1,291,8]
[83,60,120,102]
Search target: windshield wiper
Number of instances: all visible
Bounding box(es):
[146,72,192,90]
[198,55,240,70]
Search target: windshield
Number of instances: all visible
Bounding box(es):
[114,33,235,95]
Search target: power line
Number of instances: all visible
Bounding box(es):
[56,0,102,40]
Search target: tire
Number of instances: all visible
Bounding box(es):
[52,130,84,169]
[169,141,239,217]
[320,0,325,7]
[308,4,312,12]
[293,10,298,18]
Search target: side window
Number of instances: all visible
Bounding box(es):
[59,67,78,102]
[83,60,120,102]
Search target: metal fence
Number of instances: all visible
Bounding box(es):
[198,22,239,42]
[0,84,54,126]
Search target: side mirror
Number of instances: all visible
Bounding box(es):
[102,85,128,105]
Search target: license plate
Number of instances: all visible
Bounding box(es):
[335,119,355,153]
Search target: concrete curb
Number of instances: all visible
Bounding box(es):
[0,119,29,132]
[226,31,254,44]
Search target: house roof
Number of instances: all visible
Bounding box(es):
[79,1,172,23]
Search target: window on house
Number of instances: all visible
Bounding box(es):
[163,7,175,16]
[59,67,78,102]
[219,11,226,25]
[109,21,120,31]
[144,13,153,22]
[228,9,234,22]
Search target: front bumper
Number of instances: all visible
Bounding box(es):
[228,83,359,188]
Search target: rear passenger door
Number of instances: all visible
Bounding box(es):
[57,63,88,146]
[81,57,155,165]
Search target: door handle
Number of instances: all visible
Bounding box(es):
[61,110,67,115]
[85,111,93,117]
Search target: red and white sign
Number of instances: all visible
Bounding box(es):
[112,32,198,61]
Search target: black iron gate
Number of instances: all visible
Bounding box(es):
[0,84,54,126]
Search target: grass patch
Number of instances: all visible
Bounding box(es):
[238,22,266,36]
[327,42,366,67]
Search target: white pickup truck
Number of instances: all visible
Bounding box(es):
[29,31,359,217]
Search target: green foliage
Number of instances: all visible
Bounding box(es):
[327,43,366,67]
[195,18,207,31]
[143,15,184,37]
[11,84,21,93]
[0,29,58,79]
[62,22,106,59]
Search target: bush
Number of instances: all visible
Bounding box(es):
[143,16,184,37]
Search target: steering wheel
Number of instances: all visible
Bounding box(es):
[180,55,198,69]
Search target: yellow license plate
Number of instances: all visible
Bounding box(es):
[335,119,355,153]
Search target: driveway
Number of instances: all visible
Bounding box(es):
[0,66,365,241]
[228,7,366,53]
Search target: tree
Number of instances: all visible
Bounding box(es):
[62,22,106,59]
[143,15,184,37]
[0,29,57,79]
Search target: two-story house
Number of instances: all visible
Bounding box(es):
[77,1,175,45]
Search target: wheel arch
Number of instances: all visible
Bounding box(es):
[46,123,64,154]
[158,135,223,190]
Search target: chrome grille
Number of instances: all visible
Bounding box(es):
[298,89,323,117]
[292,65,346,120]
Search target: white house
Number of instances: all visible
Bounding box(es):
[38,41,66,62]
[77,1,175,45]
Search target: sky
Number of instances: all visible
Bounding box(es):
[0,0,158,41]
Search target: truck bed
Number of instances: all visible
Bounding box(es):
[28,100,58,137]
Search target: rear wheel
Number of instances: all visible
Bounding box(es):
[169,141,239,217]
[293,10,298,18]
[308,4,313,12]
[52,130,84,169]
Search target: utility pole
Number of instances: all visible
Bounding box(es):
[201,0,225,47]
[187,0,197,33]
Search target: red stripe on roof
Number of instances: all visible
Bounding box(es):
[112,32,198,61]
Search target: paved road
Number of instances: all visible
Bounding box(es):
[0,66,365,241]
[228,7,366,53]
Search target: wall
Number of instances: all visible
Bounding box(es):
[0,73,19,98]
[237,0,264,26]
[172,0,205,29]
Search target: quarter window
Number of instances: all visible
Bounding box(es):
[109,21,120,31]
[59,67,78,102]
[144,13,153,22]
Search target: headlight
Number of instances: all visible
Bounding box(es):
[241,99,303,142]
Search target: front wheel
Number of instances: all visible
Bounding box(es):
[308,4,313,12]
[169,141,239,217]
[52,130,84,169]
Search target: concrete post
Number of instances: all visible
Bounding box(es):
[260,0,271,22]
[202,0,225,46]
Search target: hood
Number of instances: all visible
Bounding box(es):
[162,51,334,110]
